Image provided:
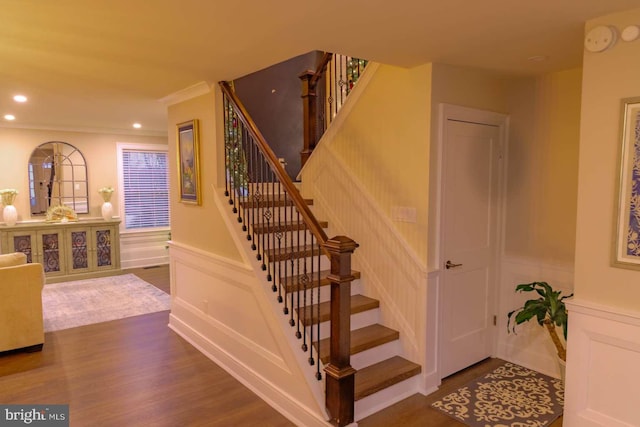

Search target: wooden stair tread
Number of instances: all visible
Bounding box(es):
[265,245,318,262]
[297,294,379,325]
[316,324,399,364]
[253,220,328,234]
[239,195,313,208]
[355,356,422,401]
[282,269,361,293]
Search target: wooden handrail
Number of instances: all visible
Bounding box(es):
[221,80,357,426]
[310,51,333,88]
[219,81,329,246]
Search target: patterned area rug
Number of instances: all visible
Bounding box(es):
[431,362,564,427]
[42,274,170,332]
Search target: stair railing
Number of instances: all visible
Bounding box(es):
[220,81,358,426]
[299,53,368,167]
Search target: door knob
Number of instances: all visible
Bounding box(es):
[445,260,463,269]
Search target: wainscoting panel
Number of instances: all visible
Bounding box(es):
[168,242,329,427]
[119,229,170,269]
[563,300,640,427]
[301,139,429,383]
[497,256,574,378]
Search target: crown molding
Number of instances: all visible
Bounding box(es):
[159,81,212,106]
[0,122,167,137]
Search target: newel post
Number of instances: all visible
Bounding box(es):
[323,235,358,427]
[299,70,318,168]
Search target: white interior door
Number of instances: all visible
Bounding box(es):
[439,116,502,379]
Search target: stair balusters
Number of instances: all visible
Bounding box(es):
[299,53,368,168]
[221,81,358,426]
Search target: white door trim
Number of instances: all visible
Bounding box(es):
[434,103,509,382]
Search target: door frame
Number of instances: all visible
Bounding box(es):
[433,103,509,382]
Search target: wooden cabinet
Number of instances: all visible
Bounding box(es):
[0,219,121,282]
[7,228,67,279]
[66,224,118,274]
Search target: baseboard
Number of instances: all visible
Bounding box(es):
[355,376,421,421]
[121,256,168,270]
[169,313,330,427]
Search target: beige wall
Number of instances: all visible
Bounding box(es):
[503,69,582,264]
[430,63,509,114]
[327,63,432,262]
[0,127,166,222]
[574,8,640,310]
[167,91,242,261]
[427,64,581,268]
[316,61,581,272]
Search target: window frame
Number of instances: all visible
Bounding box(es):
[116,142,170,234]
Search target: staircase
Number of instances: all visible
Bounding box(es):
[220,81,421,425]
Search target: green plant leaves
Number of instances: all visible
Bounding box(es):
[507,281,573,341]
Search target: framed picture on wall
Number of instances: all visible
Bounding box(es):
[177,119,202,205]
[613,97,640,269]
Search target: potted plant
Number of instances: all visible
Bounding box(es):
[507,281,573,362]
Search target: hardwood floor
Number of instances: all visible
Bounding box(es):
[123,264,171,294]
[359,358,563,426]
[0,265,563,426]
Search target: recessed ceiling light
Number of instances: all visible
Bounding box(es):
[133,123,142,129]
[4,114,15,121]
[527,55,547,62]
[13,95,27,103]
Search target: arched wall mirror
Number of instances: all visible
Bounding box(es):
[28,142,88,215]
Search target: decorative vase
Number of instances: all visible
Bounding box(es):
[0,189,18,226]
[101,202,113,221]
[98,187,114,221]
[3,204,17,226]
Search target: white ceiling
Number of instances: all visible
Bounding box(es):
[1,0,639,135]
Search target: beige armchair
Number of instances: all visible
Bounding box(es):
[0,252,45,353]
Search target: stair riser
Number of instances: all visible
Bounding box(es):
[266,257,331,276]
[244,183,286,195]
[354,376,422,421]
[235,183,313,207]
[252,229,323,248]
[284,281,363,304]
[241,206,311,224]
[350,340,401,371]
[310,308,380,340]
[278,291,324,317]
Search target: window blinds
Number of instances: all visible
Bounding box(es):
[121,150,169,229]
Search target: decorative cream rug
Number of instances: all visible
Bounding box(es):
[431,362,564,427]
[42,274,170,332]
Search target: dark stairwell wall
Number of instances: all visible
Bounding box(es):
[233,51,323,180]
